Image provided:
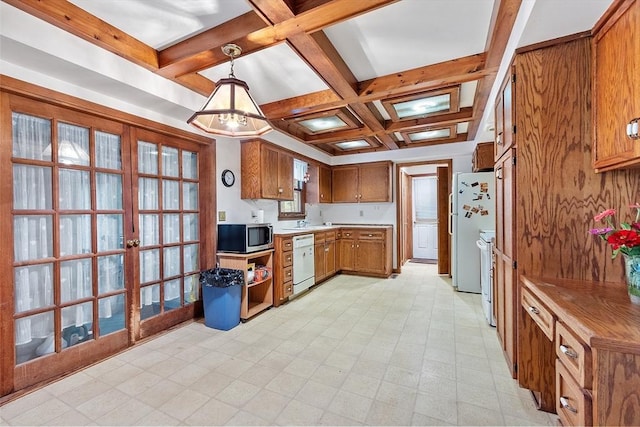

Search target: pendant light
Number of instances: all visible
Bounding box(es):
[187,44,272,137]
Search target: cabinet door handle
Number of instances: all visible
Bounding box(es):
[627,118,639,139]
[559,344,578,359]
[496,133,502,145]
[559,396,577,414]
[528,306,539,315]
[368,234,373,237]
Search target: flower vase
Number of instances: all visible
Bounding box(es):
[623,254,640,305]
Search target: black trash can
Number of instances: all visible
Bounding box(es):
[200,267,244,330]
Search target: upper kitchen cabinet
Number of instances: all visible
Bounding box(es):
[592,0,640,172]
[306,163,332,204]
[472,142,495,172]
[332,161,392,203]
[494,70,514,162]
[241,140,293,200]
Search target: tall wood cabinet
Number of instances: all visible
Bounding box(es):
[241,139,293,200]
[592,0,640,171]
[332,161,392,203]
[493,35,640,416]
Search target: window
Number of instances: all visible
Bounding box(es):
[279,159,307,219]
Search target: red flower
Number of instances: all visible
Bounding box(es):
[606,230,640,250]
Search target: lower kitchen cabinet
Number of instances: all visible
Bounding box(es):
[338,227,392,277]
[273,236,294,306]
[520,276,640,426]
[217,249,274,320]
[314,230,336,283]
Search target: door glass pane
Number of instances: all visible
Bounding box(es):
[12,113,52,161]
[60,215,92,256]
[164,214,180,244]
[15,311,54,363]
[97,214,123,252]
[138,141,158,174]
[140,249,160,283]
[99,295,125,336]
[59,169,91,210]
[140,214,159,246]
[14,215,53,262]
[183,214,198,242]
[13,165,52,210]
[61,302,93,347]
[140,284,160,320]
[57,123,90,166]
[96,173,123,210]
[182,151,198,179]
[139,178,158,210]
[163,247,181,278]
[14,264,54,313]
[95,131,121,170]
[184,244,199,274]
[183,182,198,210]
[184,274,199,304]
[60,259,93,303]
[98,254,124,293]
[165,279,181,311]
[163,180,180,210]
[162,146,179,177]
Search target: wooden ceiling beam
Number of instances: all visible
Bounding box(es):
[385,107,474,132]
[159,0,397,78]
[466,0,522,139]
[4,0,159,69]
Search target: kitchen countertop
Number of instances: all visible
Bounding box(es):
[273,224,392,235]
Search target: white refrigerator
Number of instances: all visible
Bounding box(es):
[449,171,495,293]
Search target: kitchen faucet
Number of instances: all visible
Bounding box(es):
[297,220,307,228]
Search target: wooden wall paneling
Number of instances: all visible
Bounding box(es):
[0,92,16,396]
[595,348,640,426]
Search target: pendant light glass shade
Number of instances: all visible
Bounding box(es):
[187,44,272,137]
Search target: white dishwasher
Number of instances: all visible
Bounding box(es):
[293,234,315,295]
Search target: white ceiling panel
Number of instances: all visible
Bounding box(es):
[324,0,495,81]
[68,0,252,49]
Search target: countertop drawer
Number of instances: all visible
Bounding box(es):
[282,266,293,283]
[522,287,554,340]
[324,230,336,241]
[314,231,326,244]
[280,237,293,251]
[556,359,592,427]
[556,322,591,388]
[282,250,293,268]
[339,229,356,238]
[283,279,293,298]
[357,230,385,240]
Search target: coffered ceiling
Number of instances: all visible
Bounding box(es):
[1,0,613,157]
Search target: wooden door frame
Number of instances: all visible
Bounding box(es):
[395,159,452,274]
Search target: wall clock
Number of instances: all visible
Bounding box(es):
[221,169,235,187]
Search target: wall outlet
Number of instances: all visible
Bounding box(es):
[218,211,226,221]
[359,210,364,217]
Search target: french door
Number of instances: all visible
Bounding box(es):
[1,93,213,394]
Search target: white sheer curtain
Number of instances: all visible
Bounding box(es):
[12,113,51,161]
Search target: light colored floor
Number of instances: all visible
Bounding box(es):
[0,262,557,426]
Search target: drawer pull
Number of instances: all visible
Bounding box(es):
[559,344,578,359]
[559,396,577,414]
[528,306,540,314]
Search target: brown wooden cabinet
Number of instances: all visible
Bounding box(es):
[494,71,514,162]
[314,230,336,283]
[332,161,392,203]
[241,139,293,200]
[521,276,640,426]
[592,0,640,172]
[337,227,392,277]
[273,236,293,306]
[472,141,494,172]
[306,163,332,204]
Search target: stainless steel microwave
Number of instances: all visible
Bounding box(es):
[217,224,273,253]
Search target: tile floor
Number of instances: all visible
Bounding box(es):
[0,262,558,426]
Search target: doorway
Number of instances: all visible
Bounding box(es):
[396,160,452,275]
[412,176,438,260]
